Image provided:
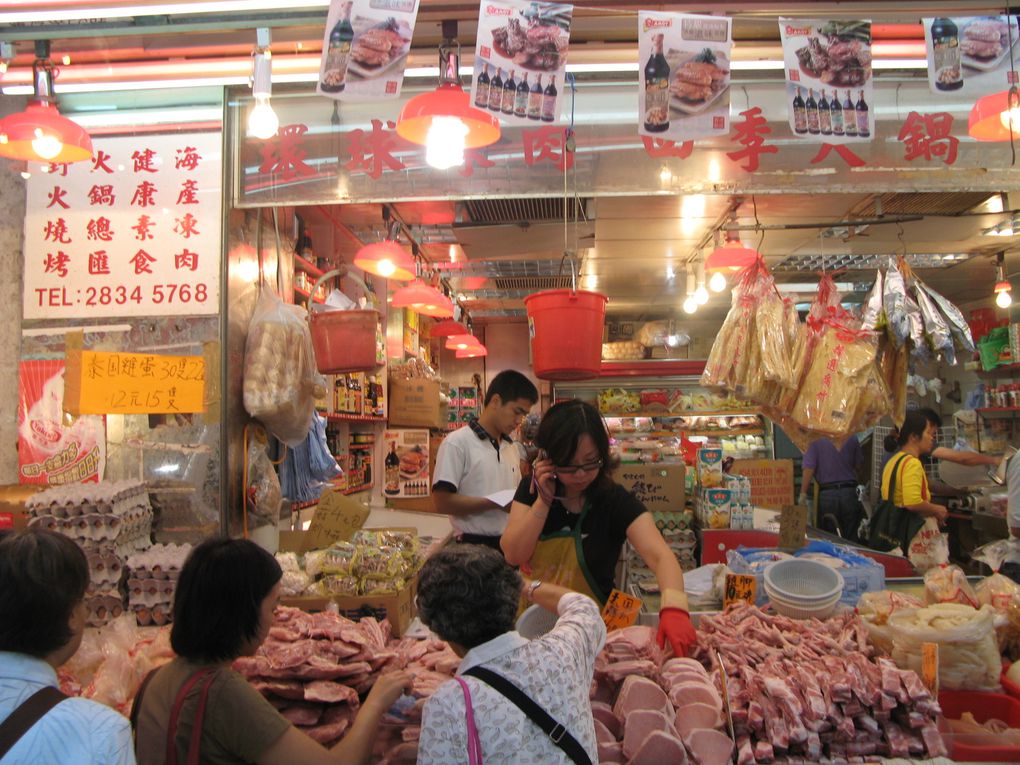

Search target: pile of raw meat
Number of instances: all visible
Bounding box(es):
[233,605,460,759]
[591,625,734,765]
[694,603,947,763]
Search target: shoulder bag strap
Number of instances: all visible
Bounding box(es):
[463,666,592,765]
[165,667,217,765]
[0,686,68,760]
[883,454,910,501]
[454,677,483,765]
[129,667,160,735]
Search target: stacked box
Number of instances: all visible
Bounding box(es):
[126,543,191,626]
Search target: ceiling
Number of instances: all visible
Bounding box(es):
[2,1,1017,326]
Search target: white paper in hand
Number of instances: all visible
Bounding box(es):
[486,489,516,508]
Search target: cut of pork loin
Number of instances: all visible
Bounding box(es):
[667,680,722,711]
[613,675,674,722]
[621,708,678,760]
[628,729,689,765]
[674,700,724,737]
[593,718,616,744]
[597,740,623,763]
[684,727,735,765]
[590,700,621,739]
[303,679,359,704]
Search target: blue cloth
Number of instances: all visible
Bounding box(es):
[0,651,135,765]
[802,435,862,484]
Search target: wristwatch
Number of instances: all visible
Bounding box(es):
[526,579,542,603]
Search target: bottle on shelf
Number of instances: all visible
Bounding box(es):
[792,87,808,135]
[320,2,355,94]
[855,90,870,138]
[541,75,558,122]
[643,33,670,134]
[528,74,544,120]
[384,442,400,495]
[842,90,857,137]
[931,17,963,91]
[488,68,504,111]
[474,63,491,108]
[515,72,530,118]
[502,69,517,115]
[818,89,832,136]
[830,89,845,136]
[805,89,819,135]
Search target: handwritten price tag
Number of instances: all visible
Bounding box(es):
[724,574,757,607]
[601,588,643,631]
[304,490,370,552]
[64,349,205,415]
[921,642,939,695]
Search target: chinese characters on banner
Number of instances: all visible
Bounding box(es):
[638,12,732,142]
[317,0,420,101]
[923,16,1018,95]
[779,19,874,143]
[18,360,106,485]
[471,0,573,126]
[382,429,430,498]
[23,132,221,320]
[64,350,206,415]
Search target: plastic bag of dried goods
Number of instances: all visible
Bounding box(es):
[908,518,950,574]
[247,436,282,527]
[861,272,885,330]
[921,281,976,355]
[973,539,1020,659]
[888,603,1002,690]
[924,564,979,607]
[858,589,925,655]
[847,363,892,435]
[915,282,955,364]
[702,280,758,391]
[884,260,920,349]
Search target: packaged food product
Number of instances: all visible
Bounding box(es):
[703,488,732,529]
[697,447,723,488]
[322,542,360,576]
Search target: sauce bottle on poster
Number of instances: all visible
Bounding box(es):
[320,2,355,94]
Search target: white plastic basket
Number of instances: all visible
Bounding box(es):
[515,604,558,639]
[765,588,842,620]
[763,558,844,603]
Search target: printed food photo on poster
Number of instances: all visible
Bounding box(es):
[780,18,873,143]
[382,429,430,498]
[638,12,732,142]
[472,0,573,125]
[923,16,1019,96]
[317,0,420,100]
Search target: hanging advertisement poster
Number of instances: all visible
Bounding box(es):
[637,12,732,142]
[922,16,1019,95]
[19,360,106,485]
[471,0,573,126]
[23,132,221,320]
[381,429,430,498]
[779,18,874,143]
[317,0,420,100]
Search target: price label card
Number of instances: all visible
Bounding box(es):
[303,490,370,552]
[779,503,808,550]
[921,641,939,695]
[724,574,758,607]
[64,349,205,415]
[601,588,643,631]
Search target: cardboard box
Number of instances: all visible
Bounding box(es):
[614,463,685,512]
[0,484,45,531]
[389,378,445,429]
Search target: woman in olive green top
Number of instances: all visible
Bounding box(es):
[133,538,410,765]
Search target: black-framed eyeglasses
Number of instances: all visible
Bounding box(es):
[555,459,604,476]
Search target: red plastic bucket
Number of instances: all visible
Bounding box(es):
[524,289,607,380]
[938,689,1020,762]
[309,308,380,373]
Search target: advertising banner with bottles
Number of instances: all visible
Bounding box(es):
[382,429,430,498]
[779,18,874,143]
[637,12,732,142]
[923,16,1019,96]
[470,0,573,126]
[317,0,421,101]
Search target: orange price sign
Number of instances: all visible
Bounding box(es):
[601,588,643,631]
[723,574,757,608]
[921,642,939,695]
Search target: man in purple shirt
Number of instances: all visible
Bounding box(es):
[799,435,864,542]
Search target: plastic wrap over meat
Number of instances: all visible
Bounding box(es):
[915,284,955,364]
[921,282,976,354]
[861,271,884,330]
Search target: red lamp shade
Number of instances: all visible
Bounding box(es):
[456,344,488,358]
[431,319,469,337]
[969,87,1020,142]
[353,240,416,281]
[995,279,1012,294]
[391,279,455,318]
[0,101,93,163]
[396,83,500,149]
[445,333,479,350]
[705,233,760,273]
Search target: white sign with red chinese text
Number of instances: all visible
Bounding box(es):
[23,132,221,320]
[638,12,732,142]
[779,19,874,144]
[317,0,420,101]
[923,16,1019,96]
[471,0,573,126]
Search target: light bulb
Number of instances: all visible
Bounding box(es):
[694,284,709,305]
[247,94,279,140]
[1002,107,1020,132]
[376,259,396,277]
[997,288,1013,308]
[31,129,62,160]
[682,295,698,314]
[709,272,727,292]
[425,116,469,170]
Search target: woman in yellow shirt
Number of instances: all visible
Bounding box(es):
[881,409,949,528]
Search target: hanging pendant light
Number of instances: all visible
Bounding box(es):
[431,319,470,337]
[705,230,760,275]
[995,252,1013,308]
[445,333,479,349]
[392,279,455,318]
[456,344,488,358]
[0,41,92,164]
[396,29,500,169]
[969,17,1020,141]
[246,28,279,140]
[354,213,415,281]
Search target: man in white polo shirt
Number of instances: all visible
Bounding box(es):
[432,370,539,551]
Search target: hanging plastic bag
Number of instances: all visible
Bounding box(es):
[243,290,325,446]
[915,283,955,364]
[883,261,918,348]
[906,517,950,573]
[920,281,976,355]
[247,437,282,529]
[860,271,884,330]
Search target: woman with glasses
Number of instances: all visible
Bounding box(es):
[501,400,696,657]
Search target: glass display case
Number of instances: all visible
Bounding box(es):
[553,375,774,464]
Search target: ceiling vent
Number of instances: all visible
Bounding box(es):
[492,275,575,291]
[853,192,991,217]
[462,197,586,224]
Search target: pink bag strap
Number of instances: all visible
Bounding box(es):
[455,677,483,765]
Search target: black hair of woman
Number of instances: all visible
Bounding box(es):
[535,399,616,493]
[171,537,282,663]
[883,410,929,453]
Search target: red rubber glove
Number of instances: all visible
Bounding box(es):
[656,607,697,658]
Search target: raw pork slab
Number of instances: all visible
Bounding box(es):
[622,708,677,759]
[668,680,722,711]
[613,675,673,722]
[674,701,723,737]
[628,729,689,765]
[304,679,359,704]
[685,728,734,765]
[590,701,621,739]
